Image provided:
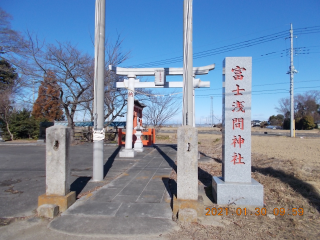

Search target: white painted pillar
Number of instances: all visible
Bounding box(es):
[125,76,135,150]
[119,75,136,157]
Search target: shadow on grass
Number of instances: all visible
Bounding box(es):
[156,145,320,210]
[154,144,215,203]
[203,156,320,208]
[252,166,320,213]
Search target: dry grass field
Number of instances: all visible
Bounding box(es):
[157,128,320,239]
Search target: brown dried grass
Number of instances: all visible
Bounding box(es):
[157,133,320,239]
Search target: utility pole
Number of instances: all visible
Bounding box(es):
[92,0,105,181]
[287,23,298,138]
[182,0,193,126]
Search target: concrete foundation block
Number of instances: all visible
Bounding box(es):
[212,176,264,206]
[37,204,59,218]
[38,191,76,212]
[178,208,197,223]
[119,149,136,158]
[173,195,204,220]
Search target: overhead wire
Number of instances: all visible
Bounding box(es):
[127,26,320,68]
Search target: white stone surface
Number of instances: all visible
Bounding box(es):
[212,176,264,206]
[109,64,215,76]
[46,126,71,196]
[116,79,210,88]
[37,204,59,218]
[222,57,252,183]
[177,126,198,201]
[212,57,264,207]
[133,130,144,152]
[122,76,135,156]
[119,149,136,158]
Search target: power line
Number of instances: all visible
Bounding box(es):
[196,79,320,92]
[126,26,320,68]
[194,85,320,98]
[130,30,288,67]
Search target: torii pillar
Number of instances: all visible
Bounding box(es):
[119,74,136,158]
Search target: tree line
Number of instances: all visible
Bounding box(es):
[267,91,320,130]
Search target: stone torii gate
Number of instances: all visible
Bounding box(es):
[110,64,215,157]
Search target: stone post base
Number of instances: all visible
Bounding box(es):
[119,149,136,158]
[172,195,204,222]
[38,191,76,212]
[212,176,264,206]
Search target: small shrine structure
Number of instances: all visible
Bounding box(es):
[118,100,156,147]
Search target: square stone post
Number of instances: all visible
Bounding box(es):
[212,57,263,206]
[38,126,76,212]
[174,126,203,222]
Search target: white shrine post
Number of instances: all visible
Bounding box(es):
[110,65,214,158]
[212,57,263,206]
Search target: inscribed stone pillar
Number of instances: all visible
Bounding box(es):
[46,125,71,196]
[223,57,252,183]
[212,57,264,206]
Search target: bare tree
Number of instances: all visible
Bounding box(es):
[78,36,130,124]
[103,36,130,123]
[0,8,32,105]
[276,90,320,122]
[26,37,94,142]
[0,8,26,56]
[0,90,15,140]
[80,35,152,126]
[143,94,180,129]
[276,97,290,118]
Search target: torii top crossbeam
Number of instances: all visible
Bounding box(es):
[109,64,215,76]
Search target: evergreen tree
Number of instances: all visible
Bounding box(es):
[32,71,64,121]
[8,109,39,139]
[0,59,17,91]
[0,59,18,140]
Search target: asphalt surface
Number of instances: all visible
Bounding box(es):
[0,143,133,218]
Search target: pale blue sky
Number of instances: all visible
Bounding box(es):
[2,0,320,123]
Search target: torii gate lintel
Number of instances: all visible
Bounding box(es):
[110,64,215,158]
